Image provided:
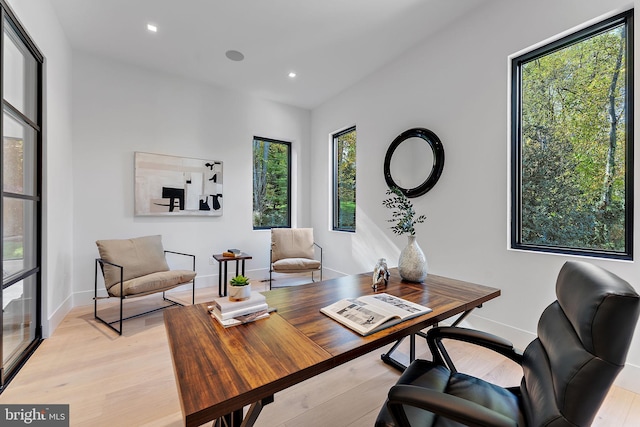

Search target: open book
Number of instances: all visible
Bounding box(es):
[320,293,432,336]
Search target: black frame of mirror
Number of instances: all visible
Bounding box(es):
[384,128,445,198]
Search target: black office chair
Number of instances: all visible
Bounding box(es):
[376,261,640,427]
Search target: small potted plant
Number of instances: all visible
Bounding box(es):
[229,274,251,301]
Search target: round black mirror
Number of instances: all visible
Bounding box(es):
[384,128,444,198]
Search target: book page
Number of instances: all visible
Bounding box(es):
[358,293,431,320]
[321,293,432,336]
[320,299,397,335]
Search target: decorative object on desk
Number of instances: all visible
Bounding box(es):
[228,274,251,301]
[212,309,270,328]
[398,235,428,282]
[134,151,223,217]
[383,187,428,282]
[372,258,390,290]
[209,291,268,325]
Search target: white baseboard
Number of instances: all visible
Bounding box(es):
[444,313,640,394]
[44,293,73,338]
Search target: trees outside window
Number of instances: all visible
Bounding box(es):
[252,137,291,229]
[511,11,633,259]
[333,127,356,232]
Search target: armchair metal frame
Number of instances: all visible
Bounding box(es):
[94,250,195,335]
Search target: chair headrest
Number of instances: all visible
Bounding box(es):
[556,261,640,364]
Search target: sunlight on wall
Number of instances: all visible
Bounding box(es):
[351,205,402,272]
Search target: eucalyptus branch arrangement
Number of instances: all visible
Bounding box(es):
[382,187,426,236]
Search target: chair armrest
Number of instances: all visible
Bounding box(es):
[164,250,196,271]
[95,258,124,298]
[427,326,523,368]
[96,258,124,270]
[388,384,517,427]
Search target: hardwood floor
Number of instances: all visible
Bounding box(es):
[1,281,638,426]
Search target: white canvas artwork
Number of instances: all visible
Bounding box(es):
[134,152,223,216]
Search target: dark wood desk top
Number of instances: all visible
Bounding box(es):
[164,269,500,427]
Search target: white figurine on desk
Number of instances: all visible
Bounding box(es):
[372,258,390,290]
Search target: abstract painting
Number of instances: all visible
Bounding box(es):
[134,152,223,216]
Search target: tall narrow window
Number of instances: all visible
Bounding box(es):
[1,2,44,391]
[252,137,291,229]
[333,127,356,232]
[511,11,633,259]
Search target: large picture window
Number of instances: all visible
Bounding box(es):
[333,127,356,232]
[511,11,633,259]
[252,137,291,229]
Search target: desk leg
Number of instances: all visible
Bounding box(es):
[213,395,273,427]
[381,307,480,372]
[241,260,246,276]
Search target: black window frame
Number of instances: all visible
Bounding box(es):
[511,10,634,260]
[332,126,356,232]
[252,136,291,230]
[0,0,44,392]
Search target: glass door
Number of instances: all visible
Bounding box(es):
[1,4,43,391]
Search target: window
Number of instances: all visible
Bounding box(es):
[1,1,44,391]
[333,127,356,232]
[252,137,291,229]
[511,11,633,259]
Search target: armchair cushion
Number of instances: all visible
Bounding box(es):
[96,235,170,292]
[109,270,197,297]
[271,228,315,261]
[272,257,321,272]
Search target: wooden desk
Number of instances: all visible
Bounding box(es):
[212,253,252,296]
[164,269,500,427]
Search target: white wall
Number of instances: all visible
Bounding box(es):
[310,0,640,392]
[6,0,75,336]
[71,52,311,305]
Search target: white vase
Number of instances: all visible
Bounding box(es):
[398,235,428,282]
[229,283,251,301]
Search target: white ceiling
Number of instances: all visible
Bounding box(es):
[49,0,487,110]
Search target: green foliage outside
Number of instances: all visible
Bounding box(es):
[3,240,23,260]
[520,24,628,252]
[335,129,356,231]
[253,138,290,228]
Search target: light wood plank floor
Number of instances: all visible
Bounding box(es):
[1,282,638,426]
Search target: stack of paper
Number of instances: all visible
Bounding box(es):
[209,292,270,327]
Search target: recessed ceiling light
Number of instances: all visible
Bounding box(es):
[288,72,297,78]
[147,23,158,33]
[225,50,245,62]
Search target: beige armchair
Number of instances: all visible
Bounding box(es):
[94,235,196,335]
[269,228,322,289]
